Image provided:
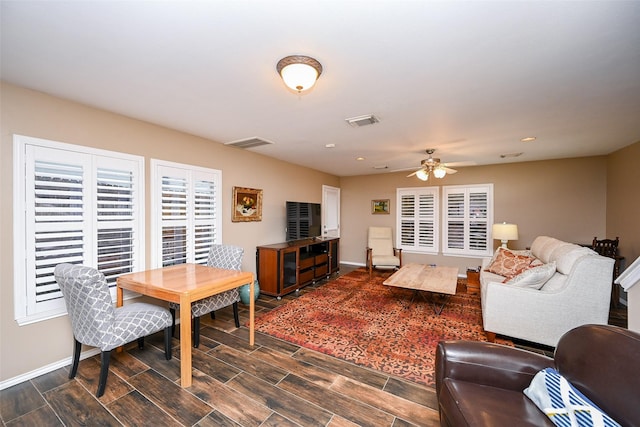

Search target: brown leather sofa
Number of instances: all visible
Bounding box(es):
[435,324,640,426]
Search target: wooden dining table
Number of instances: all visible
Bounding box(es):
[116,263,254,388]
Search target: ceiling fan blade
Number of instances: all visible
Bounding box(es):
[443,166,457,174]
[406,169,420,177]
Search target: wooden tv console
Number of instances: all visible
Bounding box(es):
[256,237,339,298]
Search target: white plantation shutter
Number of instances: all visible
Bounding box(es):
[443,184,493,257]
[152,160,221,267]
[397,187,439,254]
[14,135,143,324]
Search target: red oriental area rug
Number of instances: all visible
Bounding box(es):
[254,268,512,387]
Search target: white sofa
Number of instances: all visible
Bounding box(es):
[480,236,614,347]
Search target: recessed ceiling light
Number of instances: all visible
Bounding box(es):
[521,137,537,142]
[325,143,335,148]
[356,157,365,161]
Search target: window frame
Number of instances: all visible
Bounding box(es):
[396,186,440,254]
[442,183,494,257]
[150,159,222,268]
[13,135,145,325]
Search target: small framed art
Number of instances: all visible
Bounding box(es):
[371,199,390,214]
[232,186,263,222]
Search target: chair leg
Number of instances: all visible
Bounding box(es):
[193,316,200,348]
[170,307,176,337]
[69,338,82,379]
[97,350,111,398]
[233,302,240,328]
[137,337,144,349]
[164,326,172,360]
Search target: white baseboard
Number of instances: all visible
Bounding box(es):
[0,347,101,391]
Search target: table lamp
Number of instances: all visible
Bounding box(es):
[493,222,518,249]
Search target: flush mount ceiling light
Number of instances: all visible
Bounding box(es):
[276,55,323,93]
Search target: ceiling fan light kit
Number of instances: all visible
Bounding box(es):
[276,55,322,93]
[407,148,457,180]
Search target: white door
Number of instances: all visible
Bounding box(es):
[322,185,340,238]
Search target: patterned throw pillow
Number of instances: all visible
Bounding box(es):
[524,368,621,427]
[485,248,534,279]
[505,261,556,289]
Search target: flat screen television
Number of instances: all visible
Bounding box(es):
[286,201,322,241]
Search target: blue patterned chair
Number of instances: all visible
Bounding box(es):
[169,244,244,348]
[54,263,172,398]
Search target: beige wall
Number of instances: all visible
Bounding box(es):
[0,83,339,383]
[606,142,640,331]
[339,156,608,271]
[2,81,638,385]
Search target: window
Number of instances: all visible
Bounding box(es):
[442,184,493,257]
[396,187,439,254]
[150,160,222,267]
[13,135,144,325]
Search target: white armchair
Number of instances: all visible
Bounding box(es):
[366,226,402,279]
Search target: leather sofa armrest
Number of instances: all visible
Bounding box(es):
[435,340,554,398]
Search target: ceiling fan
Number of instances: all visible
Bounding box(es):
[406,149,458,181]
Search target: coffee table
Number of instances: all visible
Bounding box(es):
[383,263,459,315]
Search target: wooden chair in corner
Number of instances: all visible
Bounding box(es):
[366,226,402,279]
[592,236,623,308]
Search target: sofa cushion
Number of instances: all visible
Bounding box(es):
[524,368,620,427]
[537,238,565,264]
[530,236,556,261]
[555,246,596,275]
[485,248,534,279]
[540,273,568,292]
[506,262,556,289]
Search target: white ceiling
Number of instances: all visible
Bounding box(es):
[2,1,640,177]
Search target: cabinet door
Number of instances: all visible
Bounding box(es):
[280,247,299,293]
[329,239,339,273]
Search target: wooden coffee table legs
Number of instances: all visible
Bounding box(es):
[407,289,451,315]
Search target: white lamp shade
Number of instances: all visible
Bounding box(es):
[492,223,519,241]
[416,169,429,181]
[433,166,446,178]
[280,63,319,92]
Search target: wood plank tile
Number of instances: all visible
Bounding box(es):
[293,347,389,389]
[195,410,242,427]
[232,328,301,355]
[383,377,438,409]
[189,347,242,383]
[227,372,333,427]
[44,381,120,426]
[278,374,395,427]
[330,376,439,426]
[127,343,181,383]
[208,345,288,385]
[327,415,362,427]
[188,370,272,426]
[128,369,212,426]
[108,349,153,380]
[260,412,303,427]
[106,390,179,426]
[198,327,254,353]
[74,355,133,403]
[0,381,46,422]
[251,346,338,388]
[30,367,72,394]
[4,404,63,427]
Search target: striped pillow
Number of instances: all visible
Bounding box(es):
[524,368,620,427]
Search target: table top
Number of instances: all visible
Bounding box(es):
[117,263,253,303]
[383,263,459,295]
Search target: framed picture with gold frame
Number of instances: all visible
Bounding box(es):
[232,187,263,222]
[372,199,390,214]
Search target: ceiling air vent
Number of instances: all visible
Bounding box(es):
[345,114,380,128]
[224,137,274,149]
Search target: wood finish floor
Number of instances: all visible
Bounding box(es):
[1,265,628,426]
